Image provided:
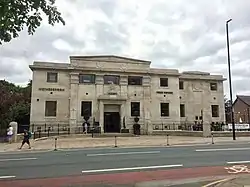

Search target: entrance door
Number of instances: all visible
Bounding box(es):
[104,112,120,133]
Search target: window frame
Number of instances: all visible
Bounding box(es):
[103,75,120,85]
[47,72,58,83]
[131,102,140,116]
[160,78,169,87]
[79,74,95,84]
[81,101,92,117]
[211,105,219,117]
[210,83,218,91]
[45,101,57,117]
[180,104,185,117]
[179,81,184,90]
[160,103,169,117]
[128,76,143,86]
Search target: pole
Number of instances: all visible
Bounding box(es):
[248,108,250,125]
[54,138,58,151]
[167,134,169,146]
[114,136,117,147]
[211,132,214,144]
[226,19,236,140]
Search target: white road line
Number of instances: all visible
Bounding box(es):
[0,176,16,179]
[227,161,250,164]
[86,151,160,157]
[0,158,37,162]
[195,147,250,152]
[82,164,183,173]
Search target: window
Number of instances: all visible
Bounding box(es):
[79,74,95,84]
[104,75,120,85]
[131,102,140,116]
[128,76,142,85]
[210,83,217,91]
[45,101,57,117]
[211,105,219,117]
[81,101,92,116]
[160,78,168,87]
[161,103,169,117]
[179,81,184,90]
[47,72,58,83]
[180,104,185,117]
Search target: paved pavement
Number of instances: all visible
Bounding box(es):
[0,143,250,186]
[1,135,250,153]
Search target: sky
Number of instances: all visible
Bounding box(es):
[0,0,250,99]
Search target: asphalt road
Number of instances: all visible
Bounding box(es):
[0,143,249,180]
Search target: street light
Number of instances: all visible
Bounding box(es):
[226,19,236,140]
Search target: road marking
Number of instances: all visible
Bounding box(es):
[225,165,250,174]
[86,151,160,157]
[227,161,250,164]
[202,177,234,187]
[195,147,250,152]
[0,176,16,179]
[0,158,37,162]
[82,164,183,173]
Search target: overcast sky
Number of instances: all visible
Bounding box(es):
[0,0,249,99]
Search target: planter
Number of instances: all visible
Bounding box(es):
[121,128,129,133]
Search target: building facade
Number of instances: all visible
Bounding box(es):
[232,95,250,124]
[29,55,226,136]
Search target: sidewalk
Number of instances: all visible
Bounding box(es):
[0,135,249,152]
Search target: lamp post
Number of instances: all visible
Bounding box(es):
[226,19,236,140]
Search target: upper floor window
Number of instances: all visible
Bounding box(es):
[211,105,219,117]
[128,76,142,85]
[45,101,57,117]
[160,103,169,117]
[210,83,217,91]
[179,81,184,90]
[160,78,168,87]
[104,75,120,85]
[47,72,58,83]
[131,102,140,116]
[81,101,92,117]
[79,74,95,84]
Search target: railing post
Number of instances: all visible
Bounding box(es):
[114,136,117,147]
[54,138,58,151]
[167,134,170,146]
[44,124,47,132]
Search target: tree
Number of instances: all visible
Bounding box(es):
[0,80,31,136]
[0,0,65,44]
[224,96,232,123]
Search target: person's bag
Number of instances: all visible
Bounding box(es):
[28,131,32,138]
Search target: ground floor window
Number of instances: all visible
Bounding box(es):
[161,103,169,117]
[81,101,92,116]
[131,102,140,116]
[45,101,57,117]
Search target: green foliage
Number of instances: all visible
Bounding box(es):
[0,0,65,44]
[0,80,31,135]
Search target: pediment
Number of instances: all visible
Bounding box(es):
[70,55,150,64]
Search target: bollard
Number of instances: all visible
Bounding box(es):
[211,133,214,144]
[54,138,58,151]
[114,136,117,147]
[167,134,170,146]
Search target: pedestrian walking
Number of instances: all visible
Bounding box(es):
[19,129,31,149]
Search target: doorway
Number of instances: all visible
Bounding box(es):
[104,112,120,133]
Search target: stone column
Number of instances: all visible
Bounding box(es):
[143,76,152,135]
[9,121,18,142]
[99,101,104,133]
[69,73,79,134]
[120,103,125,130]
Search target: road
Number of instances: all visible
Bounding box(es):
[0,143,250,186]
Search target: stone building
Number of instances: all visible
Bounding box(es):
[29,55,226,136]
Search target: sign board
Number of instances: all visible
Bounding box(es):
[227,123,250,130]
